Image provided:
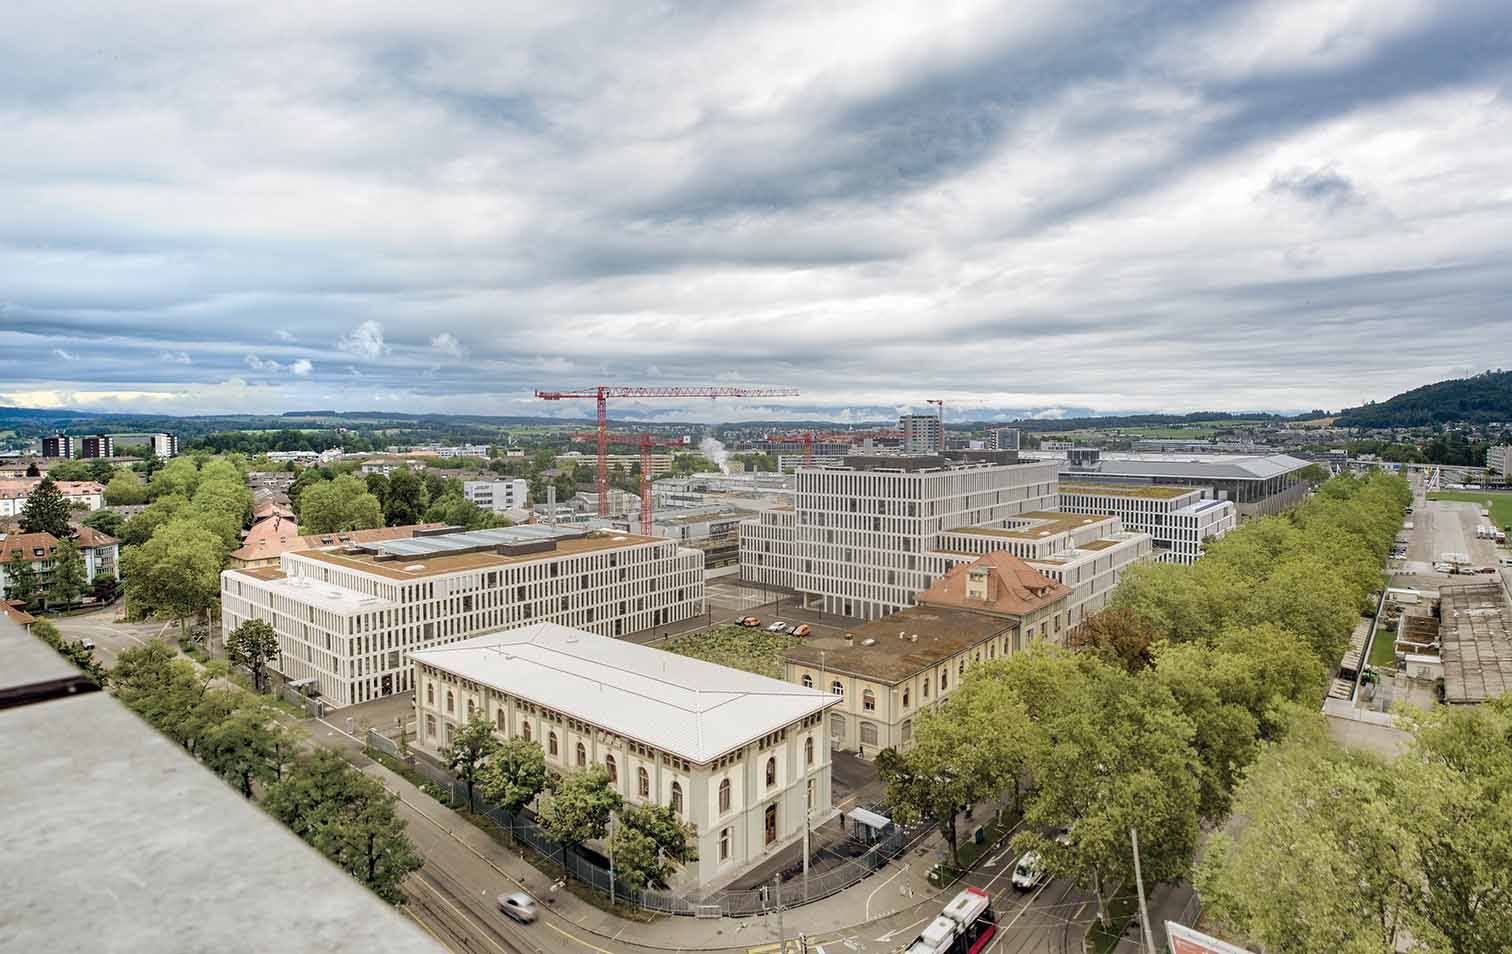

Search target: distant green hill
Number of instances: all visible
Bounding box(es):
[1336,370,1512,427]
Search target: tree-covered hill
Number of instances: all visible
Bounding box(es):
[1335,370,1512,427]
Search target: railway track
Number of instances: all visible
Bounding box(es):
[405,865,532,954]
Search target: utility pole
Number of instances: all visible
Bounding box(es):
[609,814,616,908]
[773,874,788,954]
[1130,827,1156,954]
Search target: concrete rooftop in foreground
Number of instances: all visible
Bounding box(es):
[0,619,438,954]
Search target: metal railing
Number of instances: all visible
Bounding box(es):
[365,730,907,917]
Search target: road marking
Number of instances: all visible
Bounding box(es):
[401,904,458,953]
[544,920,621,954]
[411,874,511,954]
[875,913,931,943]
[864,861,911,918]
[978,878,1053,954]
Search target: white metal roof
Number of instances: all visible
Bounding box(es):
[409,622,839,763]
[1059,453,1310,481]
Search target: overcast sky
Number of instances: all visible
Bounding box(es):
[2,1,1510,422]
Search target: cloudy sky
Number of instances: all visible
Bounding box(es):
[2,1,1511,422]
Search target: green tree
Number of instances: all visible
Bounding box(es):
[1196,720,1411,954]
[383,468,426,526]
[539,768,623,883]
[363,471,389,506]
[1070,607,1162,674]
[46,538,88,610]
[476,736,547,814]
[611,802,698,891]
[226,618,281,692]
[4,548,41,610]
[20,475,73,539]
[1297,462,1331,484]
[120,519,226,641]
[201,702,288,798]
[81,508,125,538]
[1239,555,1358,663]
[148,457,202,499]
[87,459,116,484]
[443,712,503,812]
[121,493,189,547]
[297,473,384,533]
[46,460,93,481]
[29,618,109,685]
[264,749,423,905]
[877,700,1001,865]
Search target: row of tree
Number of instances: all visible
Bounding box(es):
[879,470,1410,927]
[440,713,698,893]
[286,467,515,534]
[111,639,422,904]
[1199,699,1512,953]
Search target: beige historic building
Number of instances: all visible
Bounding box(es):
[410,623,838,889]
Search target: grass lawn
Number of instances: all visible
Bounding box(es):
[1427,490,1512,530]
[663,624,798,678]
[1368,622,1398,668]
[1087,891,1141,954]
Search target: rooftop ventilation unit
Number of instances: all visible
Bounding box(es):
[403,564,426,573]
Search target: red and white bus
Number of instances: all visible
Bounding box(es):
[904,887,996,954]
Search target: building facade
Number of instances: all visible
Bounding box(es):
[900,415,943,454]
[150,433,180,458]
[1058,483,1236,564]
[0,479,106,517]
[740,453,1060,619]
[462,479,529,513]
[410,623,837,889]
[78,435,114,459]
[1056,450,1309,518]
[221,526,704,707]
[1488,445,1511,480]
[41,435,73,459]
[555,451,676,477]
[0,529,119,595]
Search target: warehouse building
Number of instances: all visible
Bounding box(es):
[220,525,704,707]
[1058,483,1236,564]
[462,478,529,513]
[1056,449,1310,518]
[411,622,838,889]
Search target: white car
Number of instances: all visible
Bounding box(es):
[767,621,789,632]
[1011,851,1049,891]
[79,638,96,651]
[497,892,537,923]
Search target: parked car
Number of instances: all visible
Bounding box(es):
[1011,851,1048,891]
[767,621,789,632]
[497,892,537,924]
[737,616,762,628]
[791,624,812,638]
[79,638,96,651]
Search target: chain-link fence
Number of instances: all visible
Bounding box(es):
[365,730,909,917]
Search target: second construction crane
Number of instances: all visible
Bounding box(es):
[535,385,800,517]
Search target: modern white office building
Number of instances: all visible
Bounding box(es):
[410,622,838,889]
[462,479,529,513]
[1488,445,1510,480]
[1058,483,1236,564]
[220,525,704,707]
[740,451,1062,619]
[150,433,180,458]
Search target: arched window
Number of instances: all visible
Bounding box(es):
[576,742,587,767]
[805,736,814,766]
[495,710,506,731]
[426,684,434,705]
[902,687,910,707]
[901,719,913,743]
[831,680,844,696]
[425,714,436,737]
[671,782,684,815]
[958,660,966,677]
[801,674,813,688]
[548,732,558,756]
[719,827,731,862]
[466,699,475,719]
[718,778,731,813]
[523,722,532,742]
[862,689,876,712]
[940,671,948,692]
[445,690,454,713]
[638,767,650,798]
[860,721,878,746]
[605,754,618,784]
[765,757,777,787]
[830,713,846,741]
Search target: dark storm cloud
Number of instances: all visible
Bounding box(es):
[1,1,1510,416]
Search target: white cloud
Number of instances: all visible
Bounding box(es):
[273,329,296,342]
[160,351,192,364]
[430,332,465,359]
[290,358,313,375]
[52,348,77,361]
[245,353,283,372]
[337,320,388,360]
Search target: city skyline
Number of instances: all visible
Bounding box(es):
[4,2,1511,420]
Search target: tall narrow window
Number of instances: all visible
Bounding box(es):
[862,689,876,712]
[426,684,434,705]
[605,754,618,784]
[445,690,454,713]
[671,781,684,815]
[523,722,532,743]
[638,767,650,798]
[549,732,558,756]
[719,778,731,813]
[765,757,777,787]
[576,742,587,767]
[804,737,814,767]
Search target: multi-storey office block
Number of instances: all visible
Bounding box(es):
[221,526,704,707]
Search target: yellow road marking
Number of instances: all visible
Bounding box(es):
[411,875,512,954]
[545,919,623,954]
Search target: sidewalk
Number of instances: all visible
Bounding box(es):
[1113,881,1196,954]
[346,736,1006,951]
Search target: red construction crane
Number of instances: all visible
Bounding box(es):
[763,429,906,465]
[570,431,688,535]
[537,385,799,516]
